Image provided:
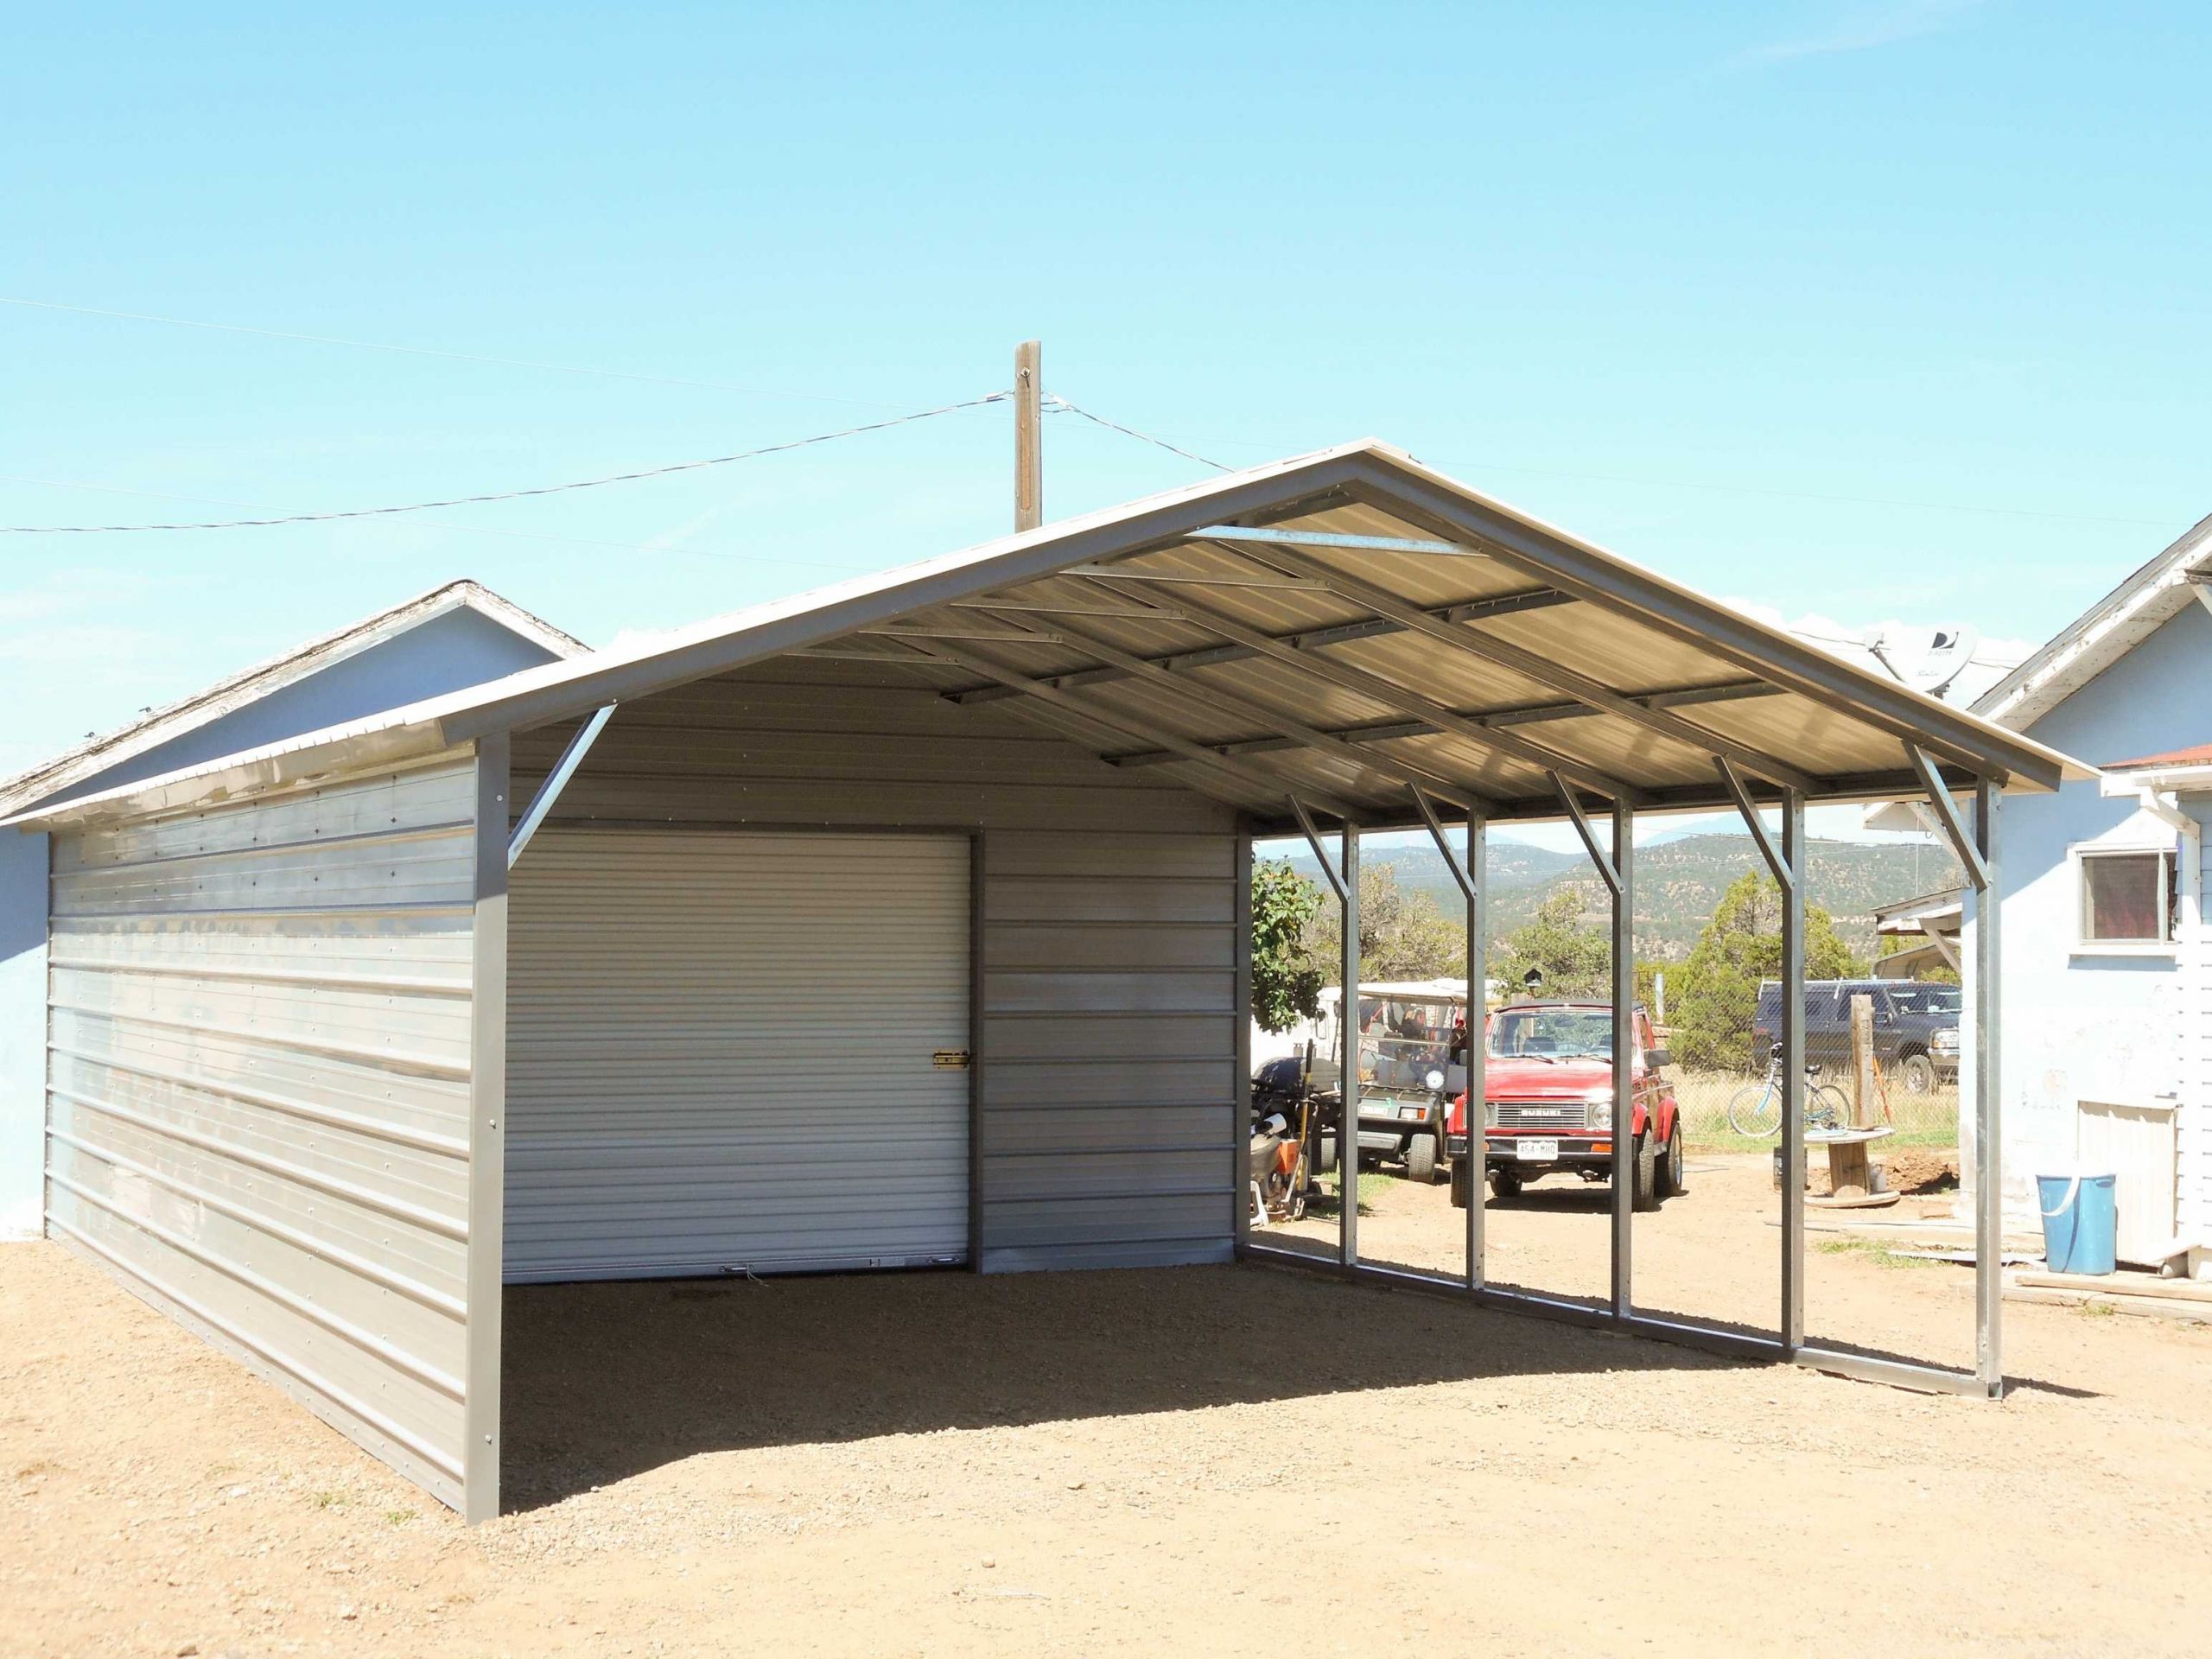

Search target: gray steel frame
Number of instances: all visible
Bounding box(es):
[1241,755,2010,1402]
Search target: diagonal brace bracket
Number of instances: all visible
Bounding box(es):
[1551,772,1621,897]
[1717,759,1798,892]
[1410,785,1477,902]
[508,702,617,868]
[1907,747,1991,892]
[1290,797,1349,901]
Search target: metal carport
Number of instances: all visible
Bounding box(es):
[11,440,2086,1522]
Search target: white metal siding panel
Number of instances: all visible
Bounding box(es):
[980,830,1239,1272]
[505,830,971,1280]
[512,671,1243,1274]
[42,754,480,1514]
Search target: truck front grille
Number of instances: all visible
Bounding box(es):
[1489,1100,1589,1132]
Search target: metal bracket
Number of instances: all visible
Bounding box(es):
[1410,785,1477,901]
[507,703,616,868]
[1289,797,1348,901]
[1906,747,1990,892]
[1716,759,1796,891]
[1550,772,1620,896]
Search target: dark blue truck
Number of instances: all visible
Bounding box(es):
[1752,978,1961,1095]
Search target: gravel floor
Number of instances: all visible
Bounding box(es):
[5,1205,2209,1657]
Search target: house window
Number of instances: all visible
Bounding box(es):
[2078,849,2173,944]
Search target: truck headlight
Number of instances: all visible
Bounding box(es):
[1585,1091,1614,1129]
[1932,1030,1960,1055]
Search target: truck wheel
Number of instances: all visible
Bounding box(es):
[1632,1131,1661,1212]
[1450,1160,1470,1210]
[1488,1166,1522,1201]
[1899,1052,1937,1095]
[1403,1133,1439,1185]
[1656,1119,1686,1198]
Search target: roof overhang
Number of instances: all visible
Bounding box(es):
[6,440,2093,837]
[0,579,584,820]
[1973,509,2212,732]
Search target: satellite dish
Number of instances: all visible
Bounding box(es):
[1912,626,1980,697]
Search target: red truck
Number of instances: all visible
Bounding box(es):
[1445,1001,1685,1211]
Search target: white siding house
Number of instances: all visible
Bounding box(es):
[1942,512,2212,1276]
[0,583,581,1236]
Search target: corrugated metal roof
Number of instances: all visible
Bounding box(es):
[4,440,2090,834]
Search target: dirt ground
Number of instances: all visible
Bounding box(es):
[6,1179,2209,1658]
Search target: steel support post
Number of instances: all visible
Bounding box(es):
[1340,823,1361,1268]
[1780,789,1807,1351]
[1610,798,1635,1319]
[1465,813,1487,1289]
[1974,779,2003,1396]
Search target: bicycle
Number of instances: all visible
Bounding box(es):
[1726,1044,1853,1138]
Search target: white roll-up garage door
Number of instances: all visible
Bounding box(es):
[504,830,971,1281]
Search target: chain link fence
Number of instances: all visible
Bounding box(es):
[1673,1066,1958,1151]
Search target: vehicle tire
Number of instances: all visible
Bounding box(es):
[1728,1081,1781,1139]
[1402,1133,1439,1185]
[1312,1133,1338,1177]
[1488,1166,1522,1201]
[1656,1118,1685,1198]
[1632,1131,1661,1212]
[1898,1052,1937,1096]
[1450,1160,1471,1210]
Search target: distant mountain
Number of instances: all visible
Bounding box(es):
[1280,833,1956,960]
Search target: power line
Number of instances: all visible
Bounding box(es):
[0,394,1008,534]
[0,295,988,414]
[0,474,882,573]
[1046,393,1231,472]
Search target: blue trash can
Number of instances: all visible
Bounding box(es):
[2037,1173,2118,1275]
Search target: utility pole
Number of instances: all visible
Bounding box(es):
[1014,339,1042,531]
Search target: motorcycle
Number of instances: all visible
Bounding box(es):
[1249,1041,1338,1226]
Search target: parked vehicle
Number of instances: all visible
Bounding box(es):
[1444,1001,1683,1211]
[1306,982,1471,1182]
[1751,978,1960,1094]
[1250,984,1468,1181]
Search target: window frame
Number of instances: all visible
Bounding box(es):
[2070,843,2177,954]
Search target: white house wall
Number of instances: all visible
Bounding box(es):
[41,754,486,1513]
[1973,601,2211,1248]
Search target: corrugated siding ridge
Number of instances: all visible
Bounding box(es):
[48,1002,470,1081]
[45,1042,467,1154]
[46,1126,464,1317]
[47,1170,463,1398]
[51,1089,468,1238]
[45,1218,465,1483]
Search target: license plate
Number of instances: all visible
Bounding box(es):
[1515,1138,1558,1161]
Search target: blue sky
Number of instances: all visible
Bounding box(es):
[3,3,2207,853]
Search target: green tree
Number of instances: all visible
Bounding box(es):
[1249,857,1327,1033]
[1672,870,1862,1072]
[1303,861,1464,982]
[1491,887,1611,998]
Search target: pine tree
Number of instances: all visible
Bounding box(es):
[1672,871,1861,1071]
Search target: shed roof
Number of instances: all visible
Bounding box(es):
[5,441,2088,835]
[0,578,584,819]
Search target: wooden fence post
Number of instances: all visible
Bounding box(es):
[1850,992,1876,1129]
